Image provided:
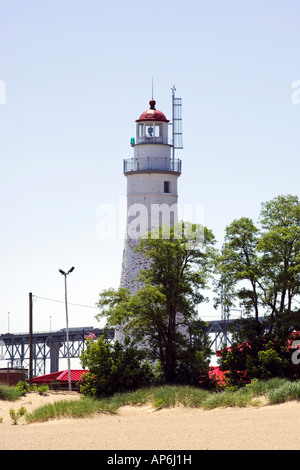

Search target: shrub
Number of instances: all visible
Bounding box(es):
[15,381,49,395]
[14,381,29,396]
[9,406,27,425]
[80,336,154,398]
[257,349,286,379]
[34,384,49,395]
[219,318,300,387]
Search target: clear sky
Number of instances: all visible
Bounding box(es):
[0,0,299,336]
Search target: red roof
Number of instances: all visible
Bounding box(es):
[29,371,61,383]
[57,370,88,382]
[28,369,88,384]
[136,99,169,122]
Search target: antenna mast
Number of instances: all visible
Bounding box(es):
[171,85,183,164]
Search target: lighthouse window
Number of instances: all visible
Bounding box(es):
[155,124,161,137]
[164,181,170,193]
[138,124,144,138]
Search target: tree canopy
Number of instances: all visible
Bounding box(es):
[215,195,300,385]
[96,222,217,385]
[215,194,300,330]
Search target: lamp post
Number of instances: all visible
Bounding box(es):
[59,267,74,391]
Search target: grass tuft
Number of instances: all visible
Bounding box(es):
[0,383,24,401]
[268,381,300,404]
[202,388,252,410]
[25,396,117,423]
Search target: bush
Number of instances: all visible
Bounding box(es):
[15,381,49,395]
[9,406,27,425]
[80,336,154,398]
[14,381,29,396]
[175,344,219,390]
[257,348,286,379]
[219,318,300,387]
[0,383,24,401]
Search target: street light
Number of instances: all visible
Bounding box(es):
[59,266,75,391]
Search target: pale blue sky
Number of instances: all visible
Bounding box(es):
[0,0,300,336]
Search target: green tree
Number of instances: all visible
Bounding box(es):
[216,195,300,385]
[97,222,217,386]
[215,217,260,320]
[258,194,300,326]
[216,195,300,327]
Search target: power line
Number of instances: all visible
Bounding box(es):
[33,295,98,310]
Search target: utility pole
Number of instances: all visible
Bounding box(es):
[29,292,33,386]
[59,267,75,391]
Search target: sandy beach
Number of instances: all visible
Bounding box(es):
[0,390,299,450]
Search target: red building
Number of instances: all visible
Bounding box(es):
[27,369,88,390]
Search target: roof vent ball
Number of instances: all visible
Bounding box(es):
[149,98,156,109]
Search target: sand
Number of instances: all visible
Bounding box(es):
[0,390,299,450]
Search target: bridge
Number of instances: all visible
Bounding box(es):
[0,327,114,377]
[0,319,232,377]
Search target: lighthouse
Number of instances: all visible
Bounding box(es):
[116,90,183,341]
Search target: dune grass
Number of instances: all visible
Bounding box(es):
[0,383,24,401]
[110,385,210,409]
[24,378,300,424]
[25,385,211,423]
[0,378,296,424]
[25,396,118,423]
[268,380,300,404]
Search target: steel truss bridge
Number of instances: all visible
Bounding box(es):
[0,327,114,377]
[0,320,232,377]
[204,319,232,351]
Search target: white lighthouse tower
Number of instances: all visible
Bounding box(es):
[116,90,183,342]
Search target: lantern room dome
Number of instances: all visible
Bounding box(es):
[136,99,169,123]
